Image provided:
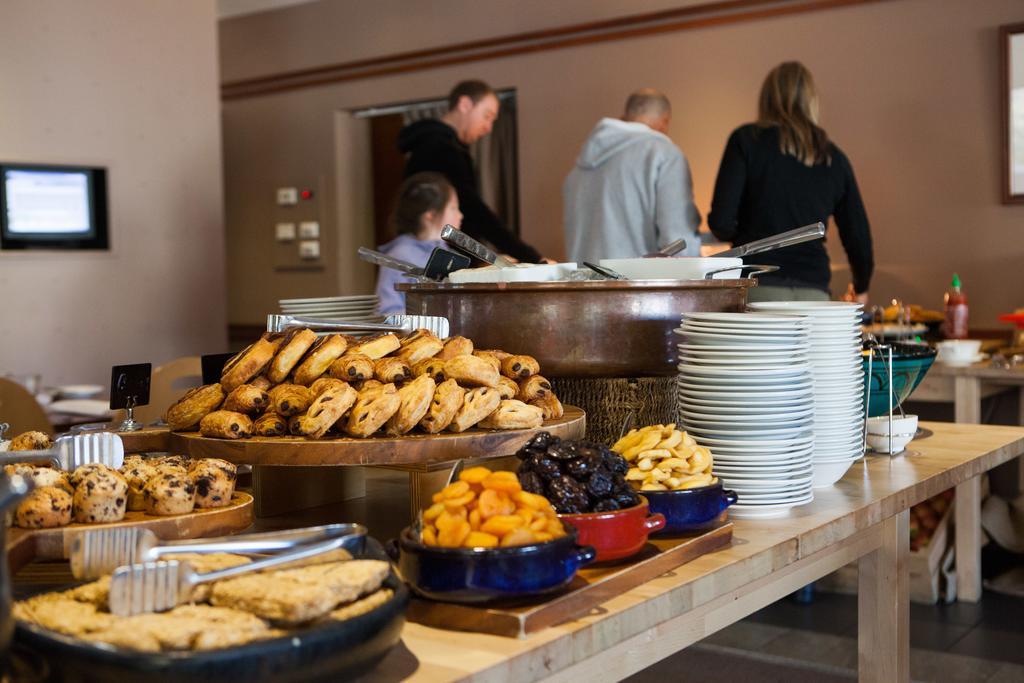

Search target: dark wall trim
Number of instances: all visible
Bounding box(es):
[221,0,888,100]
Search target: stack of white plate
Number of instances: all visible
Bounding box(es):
[674,312,816,519]
[278,295,382,321]
[747,301,866,487]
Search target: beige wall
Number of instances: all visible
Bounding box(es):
[220,0,1024,327]
[0,0,227,387]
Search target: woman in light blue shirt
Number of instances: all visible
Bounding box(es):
[375,172,463,314]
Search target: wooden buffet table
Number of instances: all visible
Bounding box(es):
[366,422,1024,683]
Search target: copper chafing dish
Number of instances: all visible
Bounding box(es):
[399,278,756,378]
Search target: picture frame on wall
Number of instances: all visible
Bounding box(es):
[1003,22,1024,204]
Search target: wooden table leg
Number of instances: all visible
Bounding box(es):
[956,475,983,602]
[858,510,910,683]
[954,376,982,424]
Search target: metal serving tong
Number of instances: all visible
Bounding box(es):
[108,523,368,616]
[645,238,687,257]
[268,313,450,338]
[582,262,628,280]
[440,224,516,267]
[0,432,124,471]
[714,221,826,258]
[357,247,431,283]
[71,523,363,579]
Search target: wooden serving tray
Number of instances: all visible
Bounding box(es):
[405,522,733,638]
[7,492,254,573]
[118,407,586,466]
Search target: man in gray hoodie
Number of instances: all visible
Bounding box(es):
[563,90,701,262]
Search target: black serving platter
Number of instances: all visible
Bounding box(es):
[14,542,408,683]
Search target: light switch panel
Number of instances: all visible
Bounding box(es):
[298,240,320,260]
[275,222,296,241]
[276,187,298,206]
[298,221,320,239]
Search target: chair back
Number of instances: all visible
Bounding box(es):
[133,356,202,425]
[0,378,53,436]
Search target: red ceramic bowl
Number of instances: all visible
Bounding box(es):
[558,497,666,562]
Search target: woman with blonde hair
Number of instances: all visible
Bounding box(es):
[708,61,873,303]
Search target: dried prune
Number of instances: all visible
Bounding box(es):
[532,456,562,480]
[522,431,557,454]
[593,498,621,512]
[586,471,614,498]
[613,490,640,509]
[566,457,594,480]
[546,442,577,460]
[603,450,629,475]
[519,470,544,495]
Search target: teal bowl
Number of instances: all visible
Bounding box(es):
[862,342,937,417]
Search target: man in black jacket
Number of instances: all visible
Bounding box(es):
[397,80,544,263]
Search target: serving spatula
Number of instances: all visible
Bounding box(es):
[108,524,368,616]
[0,432,124,471]
[71,523,364,579]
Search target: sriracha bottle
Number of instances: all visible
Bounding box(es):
[943,273,969,339]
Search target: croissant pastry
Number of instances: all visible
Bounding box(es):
[345,384,401,438]
[292,382,358,439]
[253,411,289,437]
[500,355,540,380]
[349,333,400,360]
[478,399,544,430]
[438,336,473,360]
[516,375,552,403]
[221,333,283,392]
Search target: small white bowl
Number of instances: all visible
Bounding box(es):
[56,384,105,400]
[936,340,982,362]
[865,414,918,436]
[866,432,914,454]
[812,460,855,487]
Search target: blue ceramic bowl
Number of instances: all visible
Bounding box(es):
[641,482,737,536]
[862,342,937,417]
[393,526,596,603]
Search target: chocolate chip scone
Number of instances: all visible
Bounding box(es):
[120,461,157,511]
[188,458,237,509]
[26,466,73,495]
[15,486,73,528]
[143,471,196,515]
[9,431,52,451]
[70,463,122,488]
[164,384,225,431]
[73,470,128,523]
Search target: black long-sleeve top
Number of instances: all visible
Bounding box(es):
[708,124,874,294]
[397,119,542,263]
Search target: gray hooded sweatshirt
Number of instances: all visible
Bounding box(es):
[563,118,701,262]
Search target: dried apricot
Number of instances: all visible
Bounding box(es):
[438,519,471,547]
[482,471,521,493]
[529,516,548,531]
[468,508,482,531]
[435,508,466,532]
[439,480,470,499]
[515,507,534,525]
[481,514,526,537]
[500,528,536,547]
[533,531,554,542]
[478,489,514,519]
[514,490,549,510]
[423,502,445,523]
[464,531,499,548]
[443,491,476,510]
[458,466,491,485]
[545,517,564,535]
[422,526,438,545]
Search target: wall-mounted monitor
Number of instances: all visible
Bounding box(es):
[0,163,108,250]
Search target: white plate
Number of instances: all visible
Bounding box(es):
[56,384,104,399]
[677,388,814,402]
[748,301,863,315]
[677,402,814,416]
[680,321,809,334]
[682,312,808,325]
[675,342,811,354]
[677,363,811,377]
[681,413,814,427]
[677,346,810,357]
[280,295,377,304]
[936,354,986,367]
[715,462,814,475]
[729,497,814,518]
[712,445,815,458]
[47,399,114,417]
[676,331,798,345]
[680,396,815,409]
[688,428,814,444]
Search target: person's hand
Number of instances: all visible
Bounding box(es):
[541,257,558,264]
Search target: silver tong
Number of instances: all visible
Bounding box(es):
[357,247,431,283]
[267,313,450,338]
[71,523,364,579]
[0,432,124,471]
[108,523,368,616]
[440,224,516,267]
[714,221,826,258]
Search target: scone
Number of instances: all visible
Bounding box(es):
[396,331,443,365]
[292,334,348,386]
[189,459,237,509]
[9,431,52,451]
[530,393,564,420]
[70,463,121,488]
[373,357,412,385]
[164,384,225,431]
[73,470,128,523]
[444,355,500,388]
[500,355,540,380]
[448,386,502,432]
[267,328,318,383]
[385,375,436,435]
[516,375,553,403]
[199,411,253,440]
[269,383,313,417]
[143,471,196,515]
[329,354,374,382]
[253,411,289,437]
[222,384,270,415]
[121,462,157,511]
[419,379,465,434]
[345,384,401,438]
[438,336,473,360]
[497,376,519,400]
[412,358,446,382]
[15,486,73,528]
[348,333,400,360]
[478,399,544,430]
[292,382,359,439]
[220,333,283,392]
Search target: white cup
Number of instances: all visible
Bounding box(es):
[936,340,981,363]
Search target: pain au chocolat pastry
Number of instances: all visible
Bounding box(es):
[497,376,519,400]
[443,354,500,388]
[8,431,52,451]
[478,399,544,430]
[165,384,226,431]
[329,354,374,382]
[437,335,473,360]
[348,333,400,360]
[516,375,552,403]
[269,383,313,417]
[355,379,383,392]
[345,384,401,438]
[267,328,318,383]
[309,376,348,398]
[253,411,288,437]
[222,384,270,415]
[199,411,253,440]
[419,379,465,434]
[500,355,540,380]
[448,386,501,432]
[221,333,283,392]
[292,382,358,439]
[385,375,436,436]
[373,357,412,385]
[249,375,273,392]
[530,393,564,420]
[396,330,443,365]
[292,334,348,386]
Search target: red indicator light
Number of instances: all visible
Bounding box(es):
[301,189,314,200]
